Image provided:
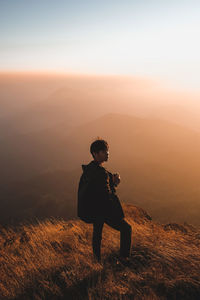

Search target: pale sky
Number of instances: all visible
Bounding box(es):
[1,0,200,91]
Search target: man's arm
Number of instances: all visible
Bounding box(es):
[94,168,113,201]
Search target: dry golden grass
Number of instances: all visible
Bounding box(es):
[0,204,199,300]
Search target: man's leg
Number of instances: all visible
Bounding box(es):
[105,218,132,258]
[92,216,104,262]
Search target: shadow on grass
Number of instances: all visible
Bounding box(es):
[11,244,200,300]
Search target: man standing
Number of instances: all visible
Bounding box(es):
[77,138,132,265]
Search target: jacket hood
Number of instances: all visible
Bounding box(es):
[81,160,100,172]
[81,164,88,172]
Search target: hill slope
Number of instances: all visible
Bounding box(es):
[0,204,200,300]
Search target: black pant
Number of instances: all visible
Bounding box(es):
[92,216,132,261]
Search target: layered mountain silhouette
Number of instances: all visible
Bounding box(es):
[146,104,200,133]
[1,73,200,227]
[1,112,200,225]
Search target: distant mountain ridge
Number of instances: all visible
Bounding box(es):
[1,113,200,226]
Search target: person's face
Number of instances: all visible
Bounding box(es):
[93,148,109,163]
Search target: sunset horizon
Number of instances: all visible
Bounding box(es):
[1,0,200,92]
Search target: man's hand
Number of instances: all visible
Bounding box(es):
[113,173,121,186]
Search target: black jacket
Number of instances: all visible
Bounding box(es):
[77,160,125,223]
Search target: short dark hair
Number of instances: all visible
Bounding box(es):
[90,138,109,158]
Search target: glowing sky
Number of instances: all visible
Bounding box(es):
[1,0,200,90]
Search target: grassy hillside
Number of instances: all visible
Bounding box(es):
[0,203,200,300]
